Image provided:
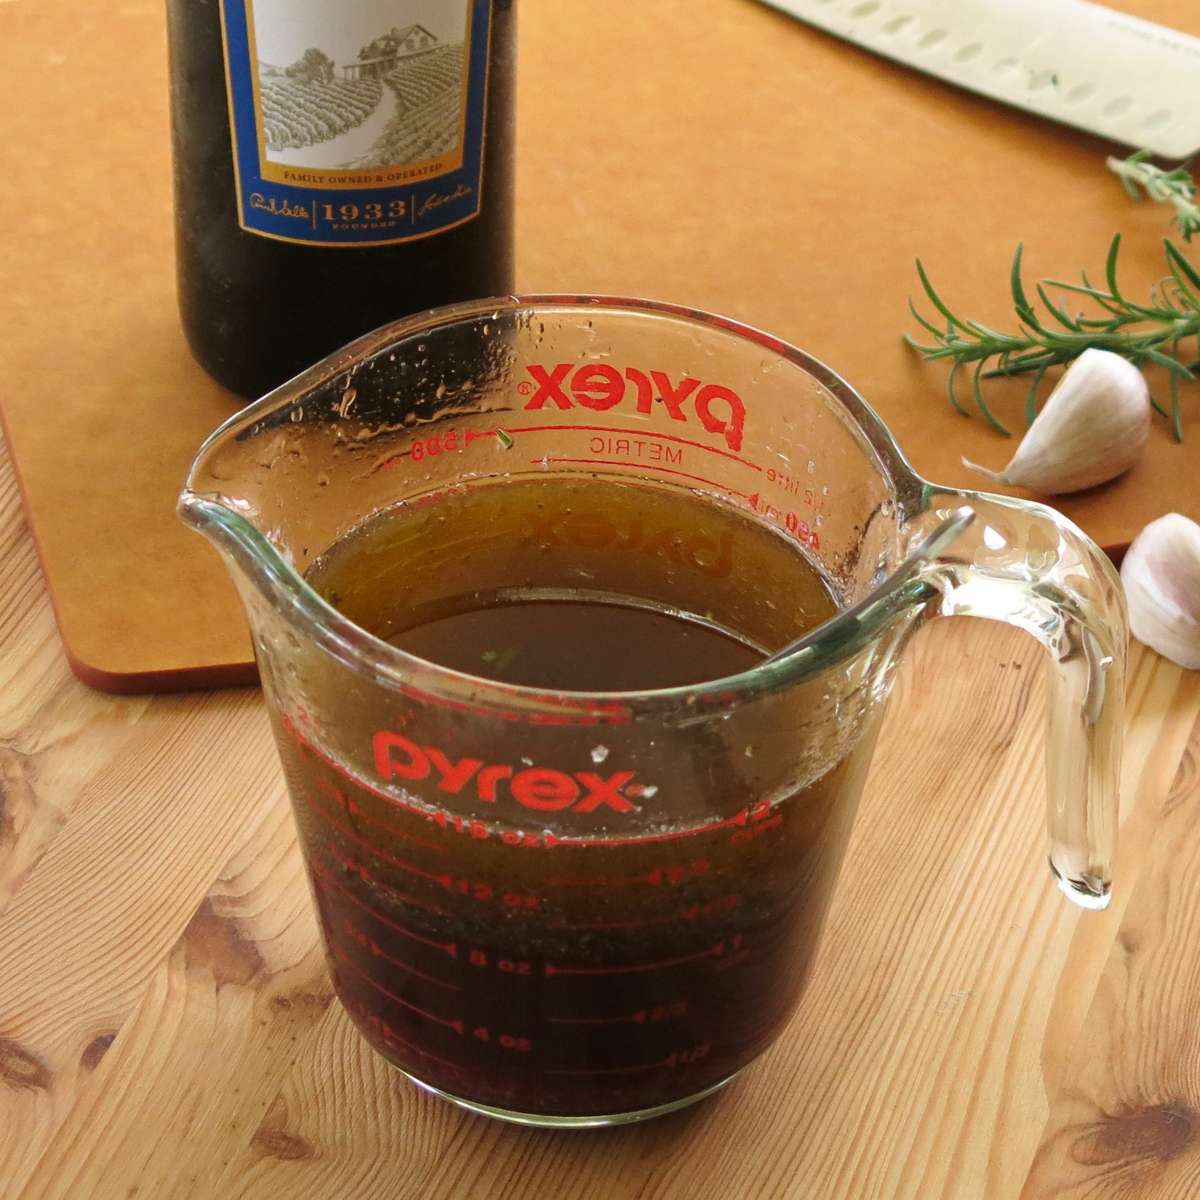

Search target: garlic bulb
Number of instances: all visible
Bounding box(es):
[963,348,1150,494]
[1121,513,1200,670]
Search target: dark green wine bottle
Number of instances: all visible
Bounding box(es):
[165,0,515,399]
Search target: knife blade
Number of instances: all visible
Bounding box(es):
[757,0,1200,157]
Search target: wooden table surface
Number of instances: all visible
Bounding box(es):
[2,438,1199,1200]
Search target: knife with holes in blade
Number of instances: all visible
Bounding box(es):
[757,0,1200,157]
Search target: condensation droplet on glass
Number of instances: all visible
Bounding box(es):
[821,484,830,496]
[590,744,610,764]
[317,472,330,487]
[520,756,533,766]
[436,382,447,400]
[744,745,755,757]
[806,460,816,474]
[639,784,659,798]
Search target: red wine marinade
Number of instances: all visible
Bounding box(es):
[287,477,864,1117]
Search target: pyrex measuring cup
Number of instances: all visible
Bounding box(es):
[179,296,1127,1127]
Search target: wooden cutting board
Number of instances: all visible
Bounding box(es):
[1,0,1196,693]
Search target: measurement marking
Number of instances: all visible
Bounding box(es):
[545,1060,666,1077]
[547,806,761,849]
[304,787,453,888]
[554,896,738,931]
[543,863,716,888]
[286,720,768,852]
[315,777,446,854]
[314,868,453,950]
[532,458,752,500]
[343,997,466,1073]
[507,423,763,471]
[334,918,459,991]
[544,941,726,978]
[376,1023,463,1073]
[554,912,679,931]
[546,1003,686,1026]
[544,1047,706,1077]
[285,716,456,820]
[333,946,465,1034]
[313,853,451,921]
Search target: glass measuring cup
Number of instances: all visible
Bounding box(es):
[179,296,1127,1127]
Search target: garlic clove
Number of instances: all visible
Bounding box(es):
[1120,513,1200,670]
[963,348,1150,495]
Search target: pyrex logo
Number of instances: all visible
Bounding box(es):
[522,363,747,452]
[373,731,641,814]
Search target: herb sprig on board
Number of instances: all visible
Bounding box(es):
[1107,151,1200,241]
[905,236,1198,441]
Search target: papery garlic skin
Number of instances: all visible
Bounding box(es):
[1121,513,1200,671]
[964,348,1150,494]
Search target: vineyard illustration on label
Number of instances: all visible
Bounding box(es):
[250,0,468,171]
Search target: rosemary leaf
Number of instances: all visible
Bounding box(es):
[905,235,1196,438]
[1108,151,1200,241]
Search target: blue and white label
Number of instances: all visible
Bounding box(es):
[219,0,491,246]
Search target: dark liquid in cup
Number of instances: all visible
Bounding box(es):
[287,477,867,1117]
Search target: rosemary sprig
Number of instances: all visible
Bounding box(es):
[905,235,1196,441]
[1108,151,1200,241]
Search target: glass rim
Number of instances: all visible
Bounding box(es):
[179,293,934,717]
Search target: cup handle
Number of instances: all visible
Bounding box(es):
[914,488,1128,909]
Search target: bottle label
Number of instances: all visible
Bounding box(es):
[219,0,492,247]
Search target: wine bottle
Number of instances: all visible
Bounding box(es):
[165,0,515,400]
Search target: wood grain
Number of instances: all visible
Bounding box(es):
[3,426,1200,1198]
[1021,715,1200,1199]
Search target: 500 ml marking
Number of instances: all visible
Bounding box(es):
[748,491,820,550]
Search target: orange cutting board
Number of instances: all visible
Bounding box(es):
[0,0,1196,693]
